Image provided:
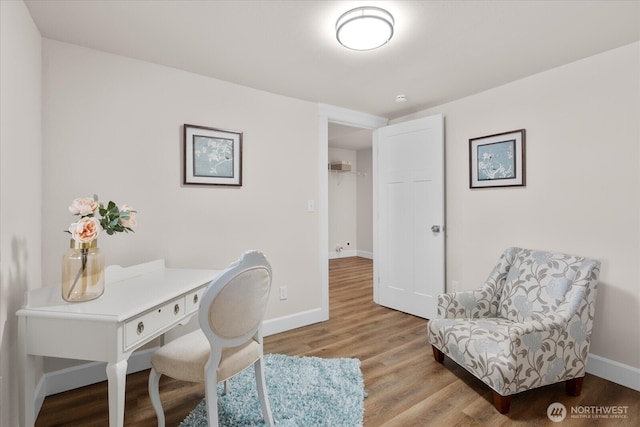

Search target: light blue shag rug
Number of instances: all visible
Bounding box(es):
[179,354,364,427]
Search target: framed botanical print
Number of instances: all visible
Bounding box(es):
[469,129,525,188]
[183,124,242,186]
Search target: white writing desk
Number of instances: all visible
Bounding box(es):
[17,259,220,427]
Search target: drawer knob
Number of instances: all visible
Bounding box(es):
[174,304,180,315]
[137,321,144,335]
[193,294,199,304]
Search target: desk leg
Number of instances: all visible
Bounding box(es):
[18,317,36,427]
[106,360,128,427]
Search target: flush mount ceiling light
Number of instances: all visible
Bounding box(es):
[336,6,394,51]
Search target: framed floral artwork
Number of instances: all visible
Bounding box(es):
[183,124,242,186]
[469,129,525,188]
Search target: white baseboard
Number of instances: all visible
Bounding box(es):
[328,250,373,259]
[328,249,357,259]
[262,307,326,337]
[586,353,640,391]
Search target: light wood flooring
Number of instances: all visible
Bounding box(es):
[35,256,639,426]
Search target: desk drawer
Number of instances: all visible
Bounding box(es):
[124,296,185,349]
[185,285,207,314]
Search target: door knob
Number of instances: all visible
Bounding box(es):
[431,225,441,233]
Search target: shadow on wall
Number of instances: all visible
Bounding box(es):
[590,271,639,364]
[0,236,32,425]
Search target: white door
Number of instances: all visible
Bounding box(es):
[373,114,444,319]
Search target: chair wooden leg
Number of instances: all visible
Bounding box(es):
[432,345,444,363]
[492,391,511,414]
[254,358,274,426]
[204,374,220,427]
[147,368,166,427]
[566,377,584,396]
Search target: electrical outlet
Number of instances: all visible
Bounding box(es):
[279,286,288,300]
[452,280,459,292]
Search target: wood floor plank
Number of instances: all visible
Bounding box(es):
[35,256,639,426]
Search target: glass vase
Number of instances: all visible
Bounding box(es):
[62,239,105,302]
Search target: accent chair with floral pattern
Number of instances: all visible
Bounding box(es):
[427,247,600,413]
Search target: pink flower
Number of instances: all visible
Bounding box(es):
[119,204,137,228]
[69,217,101,243]
[68,197,99,216]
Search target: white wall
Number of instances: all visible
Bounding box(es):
[395,43,640,375]
[40,37,323,353]
[0,1,42,426]
[328,148,357,257]
[356,148,373,256]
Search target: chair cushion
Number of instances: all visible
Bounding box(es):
[498,249,585,322]
[151,329,261,383]
[429,317,513,360]
[428,316,587,395]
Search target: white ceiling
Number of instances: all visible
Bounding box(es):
[328,123,373,151]
[25,0,640,150]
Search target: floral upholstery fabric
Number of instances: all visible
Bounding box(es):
[427,247,600,396]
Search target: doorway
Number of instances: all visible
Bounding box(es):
[327,123,374,316]
[318,104,388,321]
[328,123,373,260]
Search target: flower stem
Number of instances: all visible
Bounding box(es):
[67,249,88,299]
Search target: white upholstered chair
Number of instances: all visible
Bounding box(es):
[148,250,274,426]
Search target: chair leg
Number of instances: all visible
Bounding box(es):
[147,367,166,427]
[204,373,220,427]
[566,377,584,396]
[492,391,511,414]
[254,357,274,426]
[432,345,445,363]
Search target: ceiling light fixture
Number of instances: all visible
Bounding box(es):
[336,6,394,51]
